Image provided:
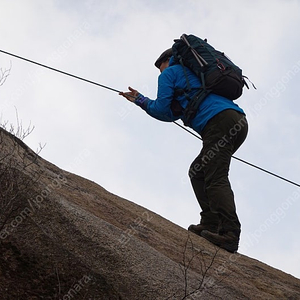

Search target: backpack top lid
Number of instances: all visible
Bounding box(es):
[154,48,173,69]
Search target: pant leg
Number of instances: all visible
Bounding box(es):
[189,156,219,226]
[189,109,248,234]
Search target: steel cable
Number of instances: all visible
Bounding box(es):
[1,49,299,188]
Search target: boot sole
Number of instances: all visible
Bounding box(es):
[201,231,238,253]
[188,227,218,237]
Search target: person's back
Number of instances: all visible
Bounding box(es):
[164,57,245,133]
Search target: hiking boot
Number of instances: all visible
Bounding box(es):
[201,230,239,253]
[188,224,218,236]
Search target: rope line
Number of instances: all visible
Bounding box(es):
[1,49,299,188]
[0,49,121,93]
[173,121,300,188]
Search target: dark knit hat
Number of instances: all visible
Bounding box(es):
[154,48,173,68]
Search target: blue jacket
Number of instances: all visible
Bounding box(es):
[134,57,245,134]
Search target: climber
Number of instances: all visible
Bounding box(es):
[119,48,248,253]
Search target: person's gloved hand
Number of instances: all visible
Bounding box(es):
[119,86,139,102]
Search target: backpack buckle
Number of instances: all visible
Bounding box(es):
[216,59,226,71]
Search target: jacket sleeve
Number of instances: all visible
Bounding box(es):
[134,69,180,122]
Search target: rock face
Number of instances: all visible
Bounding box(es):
[1,127,300,300]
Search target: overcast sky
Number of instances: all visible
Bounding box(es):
[1,0,300,279]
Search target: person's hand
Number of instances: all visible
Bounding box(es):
[119,86,139,102]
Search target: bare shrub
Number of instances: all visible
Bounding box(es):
[166,233,234,299]
[0,62,11,87]
[0,120,42,235]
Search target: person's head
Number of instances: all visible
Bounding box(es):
[154,48,172,73]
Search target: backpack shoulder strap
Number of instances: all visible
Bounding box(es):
[183,89,211,126]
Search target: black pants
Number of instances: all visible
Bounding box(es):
[189,109,248,236]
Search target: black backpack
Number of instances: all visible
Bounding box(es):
[172,34,254,125]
